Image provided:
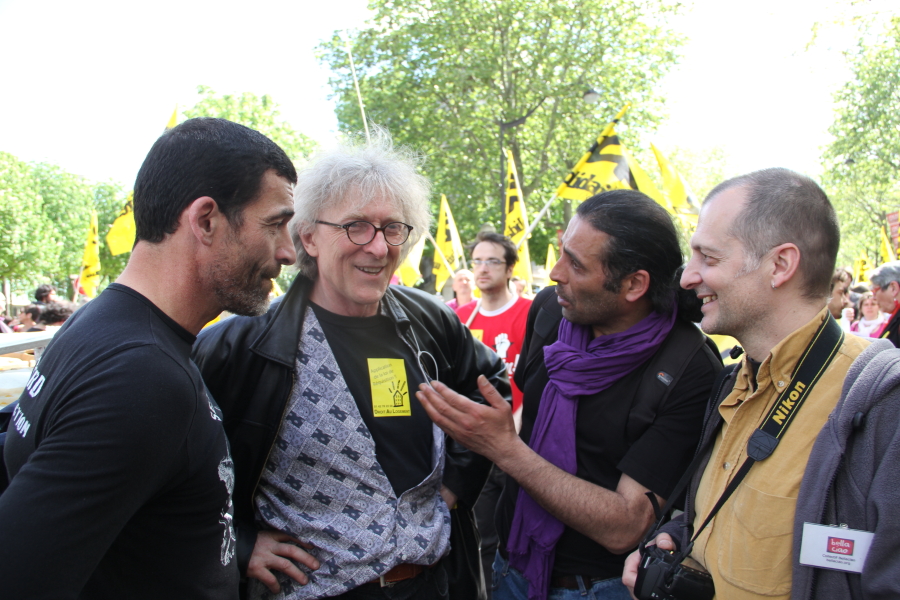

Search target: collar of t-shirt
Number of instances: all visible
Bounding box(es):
[476,294,518,317]
[107,283,195,345]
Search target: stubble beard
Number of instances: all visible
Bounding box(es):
[211,251,281,317]
[558,286,619,328]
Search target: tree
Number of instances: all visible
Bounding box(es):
[183,85,318,164]
[31,163,96,294]
[822,16,900,265]
[320,0,684,253]
[663,145,731,204]
[0,152,131,302]
[0,153,57,285]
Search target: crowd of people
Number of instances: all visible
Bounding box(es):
[1,284,80,333]
[1,118,899,600]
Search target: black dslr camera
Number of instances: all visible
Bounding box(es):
[633,543,715,600]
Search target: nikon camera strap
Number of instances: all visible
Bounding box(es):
[684,314,844,550]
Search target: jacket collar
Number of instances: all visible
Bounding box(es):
[250,273,411,367]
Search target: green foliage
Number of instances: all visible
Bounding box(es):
[31,163,95,294]
[0,153,57,284]
[822,16,900,266]
[319,0,684,252]
[0,152,130,299]
[183,85,318,164]
[664,145,732,203]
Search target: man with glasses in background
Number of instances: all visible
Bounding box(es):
[193,131,509,600]
[456,231,532,416]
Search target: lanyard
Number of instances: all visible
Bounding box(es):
[687,315,844,549]
[639,315,845,558]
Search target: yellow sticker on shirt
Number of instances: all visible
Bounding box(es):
[368,358,411,417]
[470,329,483,342]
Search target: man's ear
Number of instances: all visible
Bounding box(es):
[889,280,900,299]
[622,270,651,303]
[299,226,320,258]
[184,197,221,246]
[769,243,801,289]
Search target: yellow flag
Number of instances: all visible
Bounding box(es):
[503,150,533,286]
[79,211,101,298]
[166,106,178,130]
[557,124,633,202]
[545,243,557,275]
[557,105,632,202]
[396,234,427,287]
[880,226,896,263]
[432,194,465,292]
[651,143,699,211]
[854,251,871,284]
[106,192,136,256]
[623,147,671,213]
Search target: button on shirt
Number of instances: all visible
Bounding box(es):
[690,309,869,599]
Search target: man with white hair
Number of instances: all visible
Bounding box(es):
[193,132,509,599]
[867,261,900,346]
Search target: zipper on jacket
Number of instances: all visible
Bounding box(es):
[804,453,843,600]
[251,368,297,504]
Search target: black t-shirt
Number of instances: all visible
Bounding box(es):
[311,302,433,495]
[497,291,717,580]
[1,284,239,600]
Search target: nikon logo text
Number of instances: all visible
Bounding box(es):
[773,381,806,425]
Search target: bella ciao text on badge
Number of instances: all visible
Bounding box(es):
[799,523,875,573]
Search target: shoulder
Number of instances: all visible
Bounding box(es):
[34,343,202,443]
[655,322,722,399]
[843,340,900,411]
[388,285,458,322]
[455,299,478,319]
[386,286,468,338]
[533,285,558,307]
[512,296,533,313]
[389,284,444,307]
[839,330,872,362]
[196,307,272,350]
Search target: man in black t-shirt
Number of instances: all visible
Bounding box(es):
[418,191,721,600]
[1,118,299,599]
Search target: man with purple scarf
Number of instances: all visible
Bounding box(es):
[418,190,722,600]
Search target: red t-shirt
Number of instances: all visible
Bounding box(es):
[455,296,532,412]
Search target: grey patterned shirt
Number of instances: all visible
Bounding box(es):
[249,309,451,599]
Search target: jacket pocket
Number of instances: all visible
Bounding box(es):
[717,483,795,596]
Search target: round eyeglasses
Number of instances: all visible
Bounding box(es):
[316,220,413,246]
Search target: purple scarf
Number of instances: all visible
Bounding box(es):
[506,306,677,599]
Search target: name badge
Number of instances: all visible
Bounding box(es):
[799,522,874,573]
[368,358,411,417]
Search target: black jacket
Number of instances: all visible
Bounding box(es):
[877,308,900,347]
[192,274,510,573]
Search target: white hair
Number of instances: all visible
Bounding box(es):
[291,127,432,279]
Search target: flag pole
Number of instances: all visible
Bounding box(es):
[344,34,370,144]
[517,192,558,250]
[426,232,457,275]
[517,103,633,250]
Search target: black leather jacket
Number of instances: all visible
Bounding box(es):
[192,274,510,573]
